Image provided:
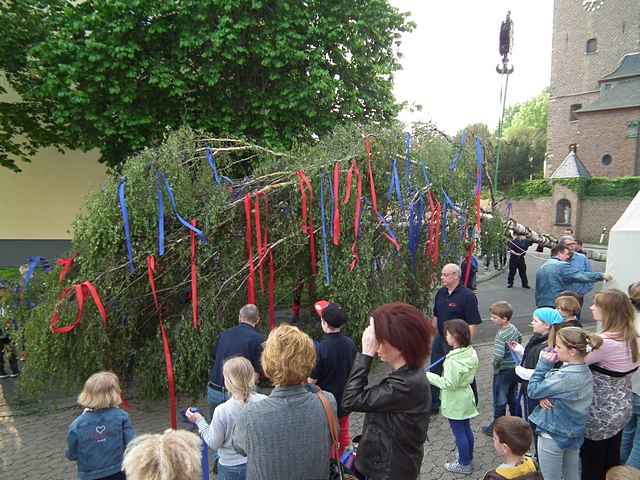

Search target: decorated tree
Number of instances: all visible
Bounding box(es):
[0,0,412,171]
[14,124,502,425]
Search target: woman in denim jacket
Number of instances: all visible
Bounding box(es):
[527,327,602,480]
[66,372,135,480]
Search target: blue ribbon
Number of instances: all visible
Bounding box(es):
[206,148,222,185]
[407,194,425,271]
[117,178,136,272]
[180,408,210,480]
[319,174,332,286]
[425,355,446,372]
[22,256,51,290]
[420,163,431,187]
[448,131,467,172]
[376,212,400,249]
[386,158,406,218]
[475,137,484,194]
[156,172,208,257]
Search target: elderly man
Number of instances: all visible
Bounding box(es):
[208,304,264,419]
[559,235,593,303]
[429,263,482,412]
[535,244,610,308]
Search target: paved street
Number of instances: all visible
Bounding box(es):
[0,253,607,479]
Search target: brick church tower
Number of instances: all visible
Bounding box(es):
[547,0,640,178]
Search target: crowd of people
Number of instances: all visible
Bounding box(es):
[6,232,633,479]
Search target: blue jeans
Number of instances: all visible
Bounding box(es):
[449,419,474,466]
[537,435,580,480]
[492,369,521,419]
[217,463,247,480]
[621,392,640,468]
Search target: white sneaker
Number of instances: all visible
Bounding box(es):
[445,461,472,475]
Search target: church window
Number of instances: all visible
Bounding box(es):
[586,38,598,54]
[555,199,572,226]
[569,104,582,122]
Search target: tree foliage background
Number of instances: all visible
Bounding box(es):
[10,124,502,401]
[0,0,413,172]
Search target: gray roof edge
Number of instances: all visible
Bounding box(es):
[601,52,640,81]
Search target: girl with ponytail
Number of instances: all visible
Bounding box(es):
[186,356,267,480]
[527,327,601,480]
[581,289,640,480]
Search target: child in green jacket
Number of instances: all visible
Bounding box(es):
[427,319,479,475]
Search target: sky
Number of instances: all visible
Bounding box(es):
[390,0,554,134]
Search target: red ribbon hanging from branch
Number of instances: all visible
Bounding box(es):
[56,254,77,283]
[296,171,317,275]
[146,255,177,430]
[348,161,363,272]
[190,219,199,329]
[261,194,277,330]
[243,193,257,304]
[50,281,107,334]
[254,193,266,296]
[332,162,341,246]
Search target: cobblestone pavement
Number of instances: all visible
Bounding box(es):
[0,340,505,480]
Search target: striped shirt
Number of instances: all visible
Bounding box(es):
[493,323,522,371]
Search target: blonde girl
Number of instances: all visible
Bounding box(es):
[528,327,602,480]
[186,356,266,480]
[581,289,640,480]
[65,371,135,480]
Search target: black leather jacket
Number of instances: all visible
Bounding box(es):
[342,353,431,480]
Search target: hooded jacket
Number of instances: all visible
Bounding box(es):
[426,345,479,420]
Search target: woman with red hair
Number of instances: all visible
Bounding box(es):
[343,302,433,480]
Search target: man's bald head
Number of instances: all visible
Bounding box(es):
[441,263,461,289]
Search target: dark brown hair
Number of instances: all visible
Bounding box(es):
[557,290,583,307]
[494,416,533,456]
[443,319,471,348]
[490,301,513,321]
[555,295,581,316]
[551,244,569,257]
[629,282,640,312]
[371,303,434,369]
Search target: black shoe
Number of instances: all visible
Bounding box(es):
[430,406,440,415]
[507,285,513,288]
[523,285,531,289]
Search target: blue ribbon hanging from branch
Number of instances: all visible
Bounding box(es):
[206,147,222,185]
[448,131,467,172]
[319,173,332,286]
[420,162,431,187]
[22,256,51,290]
[117,178,136,272]
[475,137,484,195]
[407,194,425,271]
[157,172,208,256]
[386,158,406,218]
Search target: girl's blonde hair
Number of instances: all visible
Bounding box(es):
[595,289,639,362]
[556,327,603,357]
[606,465,640,480]
[78,371,122,409]
[223,356,256,402]
[123,429,202,480]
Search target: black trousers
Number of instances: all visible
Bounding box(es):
[0,337,19,375]
[580,432,622,480]
[507,255,529,287]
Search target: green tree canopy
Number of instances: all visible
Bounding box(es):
[0,0,413,172]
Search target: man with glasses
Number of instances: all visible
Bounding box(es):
[429,263,482,413]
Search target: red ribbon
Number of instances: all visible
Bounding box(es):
[297,171,317,275]
[190,219,199,329]
[50,281,107,334]
[261,195,277,330]
[254,193,266,295]
[332,162,341,246]
[348,161,363,271]
[146,255,177,430]
[243,193,257,304]
[56,255,77,283]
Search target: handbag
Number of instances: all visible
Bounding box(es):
[316,391,358,480]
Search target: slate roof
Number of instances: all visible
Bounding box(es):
[550,151,591,179]
[601,52,640,82]
[579,77,640,113]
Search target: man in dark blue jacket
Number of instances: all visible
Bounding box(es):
[507,233,532,288]
[208,304,264,419]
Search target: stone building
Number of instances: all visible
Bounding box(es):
[547,0,640,177]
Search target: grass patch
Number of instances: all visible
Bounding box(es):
[0,267,19,284]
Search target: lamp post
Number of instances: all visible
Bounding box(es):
[494,11,514,189]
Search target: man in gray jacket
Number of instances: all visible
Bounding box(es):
[535,244,611,307]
